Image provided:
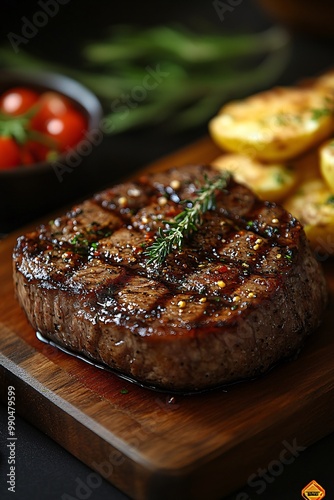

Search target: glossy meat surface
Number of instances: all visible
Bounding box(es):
[13,165,328,390]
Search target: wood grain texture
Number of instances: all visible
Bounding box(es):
[1,137,334,500]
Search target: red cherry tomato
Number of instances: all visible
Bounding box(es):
[0,87,39,116]
[30,92,71,130]
[20,143,35,165]
[20,140,51,164]
[42,110,87,151]
[0,136,21,169]
[0,86,88,170]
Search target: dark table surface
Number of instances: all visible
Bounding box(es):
[1,1,334,499]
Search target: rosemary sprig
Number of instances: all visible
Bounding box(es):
[0,25,290,134]
[145,172,230,265]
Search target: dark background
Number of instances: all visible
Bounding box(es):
[1,0,334,499]
[1,0,334,229]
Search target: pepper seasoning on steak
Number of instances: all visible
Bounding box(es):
[13,165,327,391]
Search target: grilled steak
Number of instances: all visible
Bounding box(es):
[13,165,327,391]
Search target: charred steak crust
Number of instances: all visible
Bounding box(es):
[13,165,327,391]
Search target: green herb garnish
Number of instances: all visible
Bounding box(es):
[310,98,334,121]
[0,108,57,149]
[274,172,285,185]
[274,112,301,127]
[311,108,332,121]
[326,194,334,205]
[145,172,230,265]
[69,233,98,256]
[0,25,290,133]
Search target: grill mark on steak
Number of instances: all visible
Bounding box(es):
[13,164,328,390]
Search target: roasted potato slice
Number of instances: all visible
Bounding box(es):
[212,154,298,202]
[313,70,334,93]
[284,178,334,255]
[320,138,334,191]
[291,147,321,182]
[209,86,334,162]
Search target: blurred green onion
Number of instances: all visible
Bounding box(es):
[0,24,290,133]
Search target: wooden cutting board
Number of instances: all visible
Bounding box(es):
[1,137,334,500]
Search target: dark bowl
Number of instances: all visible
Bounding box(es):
[0,70,103,233]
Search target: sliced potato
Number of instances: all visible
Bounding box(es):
[284,179,331,223]
[209,86,334,162]
[313,70,334,92]
[304,222,334,258]
[212,153,299,202]
[284,178,334,254]
[291,147,321,182]
[320,138,334,191]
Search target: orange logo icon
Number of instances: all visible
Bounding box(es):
[302,480,326,499]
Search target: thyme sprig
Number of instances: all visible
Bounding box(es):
[145,172,230,265]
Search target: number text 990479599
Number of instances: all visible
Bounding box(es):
[7,385,16,493]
